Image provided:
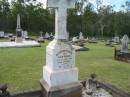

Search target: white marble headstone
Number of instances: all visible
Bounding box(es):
[43,0,78,87]
[121,34,129,53]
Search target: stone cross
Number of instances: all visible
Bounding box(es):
[17,14,21,29]
[47,0,75,40]
[121,34,129,53]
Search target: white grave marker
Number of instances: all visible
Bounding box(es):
[121,34,129,53]
[79,32,84,40]
[43,0,78,87]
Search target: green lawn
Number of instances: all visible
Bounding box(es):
[0,40,130,93]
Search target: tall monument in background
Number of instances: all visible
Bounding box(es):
[40,0,82,97]
[15,14,23,43]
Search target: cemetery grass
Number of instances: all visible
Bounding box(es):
[0,40,130,92]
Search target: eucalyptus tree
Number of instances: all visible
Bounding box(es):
[75,0,90,37]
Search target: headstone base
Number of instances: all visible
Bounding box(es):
[40,79,82,97]
[15,38,23,43]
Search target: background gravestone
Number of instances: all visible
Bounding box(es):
[79,32,84,40]
[15,14,23,43]
[121,34,129,53]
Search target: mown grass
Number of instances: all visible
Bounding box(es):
[0,40,130,93]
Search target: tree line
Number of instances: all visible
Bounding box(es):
[0,0,130,37]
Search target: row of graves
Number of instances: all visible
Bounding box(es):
[0,31,14,39]
[71,32,89,51]
[0,14,40,48]
[105,36,120,47]
[71,32,98,51]
[104,34,130,63]
[37,32,54,43]
[0,30,28,39]
[0,0,130,97]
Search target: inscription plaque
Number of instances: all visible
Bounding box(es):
[56,50,73,69]
[17,31,22,37]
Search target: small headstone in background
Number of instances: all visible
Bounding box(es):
[22,31,28,39]
[105,39,114,47]
[44,32,50,39]
[72,36,78,42]
[37,31,44,43]
[79,32,84,40]
[88,37,97,43]
[0,31,4,38]
[92,37,96,41]
[121,34,129,53]
[50,32,54,40]
[40,31,43,38]
[114,36,120,43]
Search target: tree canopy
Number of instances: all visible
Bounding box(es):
[0,0,130,37]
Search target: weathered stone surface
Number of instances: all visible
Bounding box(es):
[47,0,75,40]
[43,40,78,87]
